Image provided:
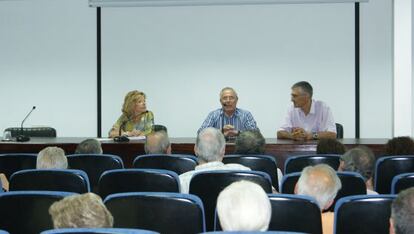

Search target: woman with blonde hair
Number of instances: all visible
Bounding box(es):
[109,90,154,138]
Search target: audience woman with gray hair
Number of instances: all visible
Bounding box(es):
[75,138,103,154]
[295,164,341,234]
[338,146,378,195]
[390,187,414,234]
[36,146,68,169]
[179,127,250,193]
[49,193,113,228]
[217,180,271,231]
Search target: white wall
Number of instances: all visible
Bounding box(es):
[0,0,395,138]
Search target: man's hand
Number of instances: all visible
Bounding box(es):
[223,124,238,137]
[291,127,312,141]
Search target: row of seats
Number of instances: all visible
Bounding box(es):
[1,153,414,194]
[0,190,394,234]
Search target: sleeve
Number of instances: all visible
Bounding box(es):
[322,106,337,133]
[197,110,219,134]
[244,111,258,130]
[278,107,294,132]
[108,115,125,136]
[142,111,155,136]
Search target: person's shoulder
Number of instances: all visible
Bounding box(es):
[224,163,251,171]
[146,111,154,118]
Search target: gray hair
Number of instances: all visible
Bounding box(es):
[37,146,67,169]
[234,130,265,155]
[292,81,313,98]
[145,130,171,154]
[49,193,113,228]
[75,139,103,154]
[217,180,271,231]
[220,87,238,99]
[195,127,226,163]
[296,164,341,210]
[391,187,414,234]
[341,146,375,181]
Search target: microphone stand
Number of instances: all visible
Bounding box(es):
[114,121,129,142]
[16,106,36,142]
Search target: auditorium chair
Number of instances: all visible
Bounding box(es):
[189,170,272,231]
[0,153,37,179]
[223,154,279,191]
[375,155,414,194]
[104,192,205,234]
[5,127,57,138]
[0,191,75,234]
[284,154,341,174]
[391,172,414,194]
[41,228,160,234]
[334,194,396,234]
[335,123,344,139]
[98,168,180,199]
[281,171,366,211]
[0,230,8,234]
[203,232,307,234]
[9,169,90,193]
[133,154,197,175]
[67,154,124,193]
[214,194,322,234]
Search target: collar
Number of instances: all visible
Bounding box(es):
[195,161,224,170]
[221,108,239,118]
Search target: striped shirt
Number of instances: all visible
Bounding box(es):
[198,108,258,134]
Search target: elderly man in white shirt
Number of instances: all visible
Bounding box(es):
[277,81,336,141]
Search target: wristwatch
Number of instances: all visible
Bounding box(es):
[312,132,319,140]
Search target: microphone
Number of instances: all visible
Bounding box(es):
[16,106,36,142]
[114,120,129,142]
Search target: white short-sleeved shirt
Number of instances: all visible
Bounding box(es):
[279,100,336,133]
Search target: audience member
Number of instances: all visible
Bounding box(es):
[75,138,103,154]
[390,187,414,234]
[0,173,8,191]
[234,130,283,190]
[179,127,250,193]
[295,164,341,234]
[36,146,67,169]
[144,130,171,154]
[316,138,346,155]
[49,193,113,228]
[109,90,154,138]
[198,87,258,138]
[385,136,414,156]
[277,81,336,140]
[339,146,377,194]
[217,180,271,231]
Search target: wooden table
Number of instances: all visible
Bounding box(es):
[0,137,388,171]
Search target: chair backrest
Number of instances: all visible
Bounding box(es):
[41,228,160,234]
[0,191,75,234]
[133,154,197,175]
[375,155,414,194]
[9,169,90,193]
[281,172,366,210]
[0,153,37,179]
[284,154,341,174]
[391,172,414,194]
[335,123,344,139]
[0,230,9,234]
[5,127,57,137]
[67,154,124,193]
[223,155,279,191]
[189,170,272,231]
[104,192,205,234]
[98,169,180,199]
[334,194,396,234]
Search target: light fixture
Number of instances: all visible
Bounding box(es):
[89,0,368,7]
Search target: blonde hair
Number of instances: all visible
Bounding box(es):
[49,193,113,228]
[122,90,146,117]
[217,180,271,231]
[36,146,67,169]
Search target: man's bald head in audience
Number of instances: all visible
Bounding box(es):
[145,130,171,154]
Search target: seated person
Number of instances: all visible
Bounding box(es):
[339,146,377,194]
[75,138,103,154]
[277,81,336,140]
[109,90,154,138]
[49,193,113,228]
[36,146,67,169]
[390,187,414,234]
[0,173,8,191]
[217,180,271,231]
[179,127,250,193]
[295,164,341,234]
[198,87,258,139]
[385,136,414,155]
[144,130,171,154]
[316,138,346,154]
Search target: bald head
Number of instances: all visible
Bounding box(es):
[144,131,171,154]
